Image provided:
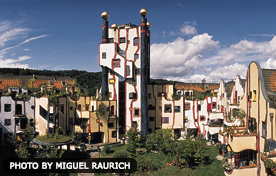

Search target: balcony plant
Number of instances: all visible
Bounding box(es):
[223,162,233,172]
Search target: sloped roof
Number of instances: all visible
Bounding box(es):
[175,83,220,93]
[0,75,73,92]
[262,69,276,94]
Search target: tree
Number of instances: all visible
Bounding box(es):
[146,129,177,156]
[126,123,141,157]
[200,78,206,90]
[178,139,206,167]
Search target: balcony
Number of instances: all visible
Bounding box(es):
[228,133,257,152]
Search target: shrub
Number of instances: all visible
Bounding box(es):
[102,143,111,154]
[113,150,129,158]
[136,153,163,171]
[146,128,177,156]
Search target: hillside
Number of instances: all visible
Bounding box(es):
[0,68,182,96]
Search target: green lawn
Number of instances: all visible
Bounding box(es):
[100,144,224,176]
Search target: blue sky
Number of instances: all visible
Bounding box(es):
[1,0,276,82]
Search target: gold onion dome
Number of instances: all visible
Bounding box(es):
[101,11,109,19]
[111,24,117,29]
[140,8,148,16]
[147,22,151,29]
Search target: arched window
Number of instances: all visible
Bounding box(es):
[133,37,139,46]
[78,104,82,111]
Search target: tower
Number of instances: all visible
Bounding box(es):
[99,9,150,138]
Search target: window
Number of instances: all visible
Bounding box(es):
[113,59,120,68]
[198,104,201,111]
[185,92,190,96]
[108,38,114,43]
[134,108,140,117]
[92,106,95,112]
[136,69,141,75]
[163,117,169,123]
[39,106,48,119]
[109,79,114,84]
[134,54,139,59]
[132,121,138,127]
[164,104,172,113]
[120,37,125,43]
[212,102,216,109]
[132,82,137,86]
[110,105,115,115]
[86,104,89,111]
[252,90,256,102]
[112,131,116,138]
[15,104,22,115]
[108,121,114,128]
[158,92,162,97]
[148,93,152,99]
[149,117,154,121]
[174,106,181,113]
[185,103,190,111]
[70,106,73,110]
[200,116,206,122]
[119,50,125,57]
[78,104,82,111]
[102,52,106,59]
[49,80,54,85]
[133,37,139,46]
[129,92,137,99]
[4,119,11,126]
[61,80,66,86]
[4,104,11,112]
[126,65,130,76]
[148,104,155,110]
[262,121,266,138]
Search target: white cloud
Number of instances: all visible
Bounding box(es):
[207,63,247,82]
[261,58,276,69]
[170,21,197,36]
[150,33,219,78]
[0,56,31,68]
[0,20,48,68]
[180,25,197,36]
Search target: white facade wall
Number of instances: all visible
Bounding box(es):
[0,96,35,144]
[35,97,49,136]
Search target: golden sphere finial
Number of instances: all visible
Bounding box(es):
[140,8,148,17]
[101,11,109,19]
[111,24,117,29]
[147,22,151,29]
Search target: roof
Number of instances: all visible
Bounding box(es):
[225,82,235,94]
[0,75,73,92]
[262,69,276,94]
[175,83,220,93]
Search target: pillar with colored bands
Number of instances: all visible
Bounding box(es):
[140,15,148,137]
[101,17,109,98]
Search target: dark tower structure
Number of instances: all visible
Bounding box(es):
[140,9,149,137]
[101,11,109,99]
